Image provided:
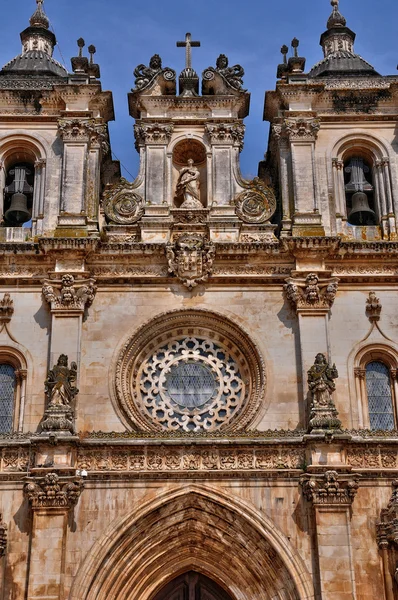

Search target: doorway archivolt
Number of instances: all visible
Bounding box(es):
[69,485,314,600]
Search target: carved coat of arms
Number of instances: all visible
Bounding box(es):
[166,235,215,289]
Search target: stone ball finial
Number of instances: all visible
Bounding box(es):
[327,0,347,28]
[29,0,50,29]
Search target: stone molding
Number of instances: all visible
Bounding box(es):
[0,515,7,557]
[134,121,174,148]
[42,274,97,312]
[284,272,339,313]
[205,122,245,151]
[273,118,320,143]
[24,472,84,511]
[301,471,359,506]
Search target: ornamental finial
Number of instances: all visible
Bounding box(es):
[30,0,50,29]
[327,0,347,28]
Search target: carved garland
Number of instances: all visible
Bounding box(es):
[113,309,266,434]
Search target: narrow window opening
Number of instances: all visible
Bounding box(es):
[366,361,394,431]
[0,364,16,433]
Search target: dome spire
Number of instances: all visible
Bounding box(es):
[327,0,347,29]
[29,0,50,30]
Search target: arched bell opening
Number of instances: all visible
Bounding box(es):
[343,154,377,226]
[3,161,35,227]
[151,571,234,600]
[172,139,207,208]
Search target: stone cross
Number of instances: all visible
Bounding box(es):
[177,33,200,70]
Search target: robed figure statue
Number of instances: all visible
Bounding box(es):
[176,159,202,209]
[45,354,78,407]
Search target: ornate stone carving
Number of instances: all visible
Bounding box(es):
[1,448,30,472]
[24,473,84,510]
[234,177,277,224]
[58,119,107,149]
[175,160,202,209]
[0,293,14,324]
[114,309,266,434]
[0,515,7,557]
[366,291,382,322]
[134,122,174,149]
[41,355,78,434]
[205,122,245,151]
[284,273,339,312]
[42,274,97,312]
[301,471,359,505]
[133,54,176,92]
[166,235,215,288]
[273,118,320,142]
[202,54,245,91]
[102,178,144,225]
[377,480,398,549]
[308,353,342,433]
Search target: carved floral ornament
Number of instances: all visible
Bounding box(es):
[284,273,339,312]
[42,274,97,312]
[113,309,266,434]
[273,118,320,143]
[58,118,109,152]
[234,177,277,224]
[301,471,359,506]
[24,472,84,510]
[205,122,245,151]
[102,178,144,225]
[166,235,215,289]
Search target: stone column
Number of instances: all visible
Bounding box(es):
[376,480,398,600]
[24,473,83,600]
[332,158,345,234]
[86,127,105,233]
[301,471,359,600]
[284,271,339,427]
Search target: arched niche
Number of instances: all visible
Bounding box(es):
[69,485,314,600]
[172,139,207,208]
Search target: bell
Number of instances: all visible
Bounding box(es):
[5,193,31,225]
[348,192,376,226]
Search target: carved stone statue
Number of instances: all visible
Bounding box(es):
[176,159,202,209]
[45,355,78,407]
[133,54,162,90]
[215,54,244,90]
[308,353,342,432]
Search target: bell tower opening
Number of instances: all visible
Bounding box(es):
[344,155,377,226]
[152,571,233,600]
[4,162,34,227]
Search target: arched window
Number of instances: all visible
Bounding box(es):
[344,156,377,226]
[366,361,394,431]
[0,364,16,433]
[4,162,34,227]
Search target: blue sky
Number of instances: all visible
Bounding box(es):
[1,0,397,179]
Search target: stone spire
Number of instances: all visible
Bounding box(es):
[308,0,379,78]
[29,0,50,30]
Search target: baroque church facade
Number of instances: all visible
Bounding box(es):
[0,0,397,598]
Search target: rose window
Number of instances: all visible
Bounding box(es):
[138,337,245,431]
[114,310,266,433]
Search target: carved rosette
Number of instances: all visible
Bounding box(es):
[134,122,174,150]
[205,122,245,151]
[377,480,398,549]
[301,471,359,506]
[284,273,339,313]
[166,235,215,289]
[366,291,382,322]
[42,274,97,312]
[0,293,14,324]
[0,515,7,557]
[273,118,320,143]
[24,473,84,511]
[102,178,144,225]
[234,178,277,224]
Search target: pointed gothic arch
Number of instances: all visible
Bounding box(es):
[69,485,314,600]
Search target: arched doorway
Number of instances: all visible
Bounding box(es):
[152,571,233,600]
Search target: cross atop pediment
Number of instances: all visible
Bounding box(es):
[176,33,201,70]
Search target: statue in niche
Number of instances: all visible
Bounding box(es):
[176,159,202,209]
[308,353,338,407]
[45,354,78,407]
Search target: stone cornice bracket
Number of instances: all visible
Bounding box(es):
[24,473,84,511]
[134,121,174,150]
[273,117,320,143]
[42,274,97,313]
[377,480,398,549]
[284,272,339,314]
[0,515,7,557]
[301,471,359,506]
[366,291,382,322]
[205,122,245,152]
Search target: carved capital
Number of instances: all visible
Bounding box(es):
[205,122,245,151]
[0,515,7,557]
[273,118,320,143]
[354,367,366,380]
[301,471,359,506]
[284,273,339,313]
[0,293,14,324]
[34,158,46,170]
[166,235,215,289]
[42,274,97,312]
[58,119,108,152]
[332,158,344,171]
[134,122,174,149]
[24,473,84,511]
[366,291,382,322]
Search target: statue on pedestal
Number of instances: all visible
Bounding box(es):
[176,159,202,209]
[308,353,342,432]
[41,355,78,434]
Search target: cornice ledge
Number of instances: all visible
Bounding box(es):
[281,237,340,258]
[79,429,306,441]
[38,238,99,255]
